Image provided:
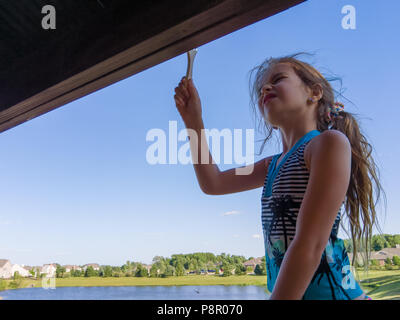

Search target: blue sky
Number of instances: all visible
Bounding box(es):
[1,0,399,267]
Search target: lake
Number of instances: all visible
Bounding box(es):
[0,285,271,300]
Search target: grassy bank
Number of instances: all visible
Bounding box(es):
[356,269,400,300]
[1,275,268,290]
[2,270,400,300]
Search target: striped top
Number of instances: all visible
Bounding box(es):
[261,129,364,300]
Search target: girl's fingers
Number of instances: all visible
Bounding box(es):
[174,89,184,102]
[174,77,190,109]
[174,96,180,107]
[176,86,188,100]
[178,79,189,94]
[174,87,182,99]
[174,95,184,106]
[180,81,190,98]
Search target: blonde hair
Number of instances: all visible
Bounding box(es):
[248,51,388,276]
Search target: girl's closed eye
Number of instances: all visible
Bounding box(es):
[259,77,285,97]
[259,77,285,96]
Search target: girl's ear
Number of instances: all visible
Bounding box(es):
[310,83,323,101]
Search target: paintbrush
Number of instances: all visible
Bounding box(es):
[186,48,198,80]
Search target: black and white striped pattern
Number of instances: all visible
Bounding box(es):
[261,140,343,250]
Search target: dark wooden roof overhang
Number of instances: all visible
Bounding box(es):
[0,0,305,133]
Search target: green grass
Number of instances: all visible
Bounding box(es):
[2,270,400,300]
[1,275,268,290]
[355,269,400,300]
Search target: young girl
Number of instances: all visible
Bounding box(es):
[173,52,385,300]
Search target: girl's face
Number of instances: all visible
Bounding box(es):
[258,63,311,127]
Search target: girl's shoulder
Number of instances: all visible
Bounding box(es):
[304,129,349,170]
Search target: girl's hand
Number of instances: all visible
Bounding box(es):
[174,76,202,126]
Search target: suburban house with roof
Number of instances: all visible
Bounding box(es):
[83,263,100,271]
[63,265,82,272]
[10,263,30,277]
[0,260,32,278]
[243,257,263,274]
[0,259,13,279]
[348,248,400,266]
[141,264,152,274]
[40,264,57,277]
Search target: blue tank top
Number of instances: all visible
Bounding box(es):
[261,129,364,300]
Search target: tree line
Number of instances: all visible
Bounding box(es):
[54,233,400,278]
[343,234,400,252]
[54,252,267,278]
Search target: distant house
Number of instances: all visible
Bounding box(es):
[41,264,57,277]
[348,248,400,266]
[243,257,263,273]
[244,257,263,267]
[63,265,82,272]
[0,259,13,279]
[23,266,34,277]
[10,264,30,277]
[63,265,73,272]
[83,263,100,271]
[140,264,152,273]
[377,247,400,258]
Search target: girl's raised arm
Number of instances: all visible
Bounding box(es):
[174,77,272,195]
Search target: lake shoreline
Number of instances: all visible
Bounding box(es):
[2,269,400,300]
[1,275,268,292]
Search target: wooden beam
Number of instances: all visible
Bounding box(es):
[0,0,305,133]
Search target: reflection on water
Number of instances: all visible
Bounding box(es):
[0,285,270,300]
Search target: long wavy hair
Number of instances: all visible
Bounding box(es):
[248,51,387,276]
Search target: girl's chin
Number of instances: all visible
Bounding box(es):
[262,106,273,117]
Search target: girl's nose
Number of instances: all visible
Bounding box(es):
[260,85,272,101]
[262,81,273,92]
[260,84,271,95]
